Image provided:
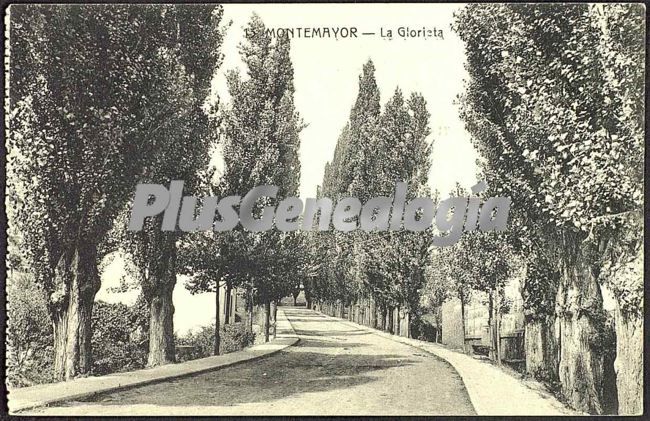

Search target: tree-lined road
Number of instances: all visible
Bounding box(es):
[27,308,475,416]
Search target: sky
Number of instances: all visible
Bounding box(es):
[97,3,482,334]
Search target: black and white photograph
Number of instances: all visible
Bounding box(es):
[3,2,645,416]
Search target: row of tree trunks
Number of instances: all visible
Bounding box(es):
[51,244,101,381]
[338,299,412,339]
[271,300,278,340]
[214,284,221,355]
[317,301,342,318]
[224,282,232,325]
[247,288,254,332]
[316,299,415,340]
[263,301,271,342]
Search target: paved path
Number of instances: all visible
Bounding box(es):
[24,308,475,416]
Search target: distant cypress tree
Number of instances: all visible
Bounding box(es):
[341,60,382,202]
[310,62,434,334]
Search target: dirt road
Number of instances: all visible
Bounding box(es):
[27,308,475,415]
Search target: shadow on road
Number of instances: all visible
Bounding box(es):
[75,308,417,408]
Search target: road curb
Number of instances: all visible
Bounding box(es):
[312,310,481,411]
[9,309,300,414]
[313,310,571,416]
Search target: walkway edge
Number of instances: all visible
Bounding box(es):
[9,308,299,414]
[314,310,574,416]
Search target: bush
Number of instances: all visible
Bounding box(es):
[411,315,440,343]
[91,299,149,375]
[6,272,54,388]
[176,325,214,361]
[7,273,151,386]
[177,322,256,362]
[221,322,256,354]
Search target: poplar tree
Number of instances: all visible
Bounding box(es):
[118,6,225,367]
[316,61,382,319]
[219,15,302,342]
[7,5,224,379]
[454,3,643,413]
[312,63,433,336]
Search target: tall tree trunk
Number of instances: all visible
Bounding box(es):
[271,300,278,339]
[356,302,361,324]
[395,306,401,336]
[146,239,177,367]
[488,291,500,362]
[214,284,221,355]
[357,298,366,325]
[614,302,643,415]
[364,298,369,326]
[460,296,467,352]
[366,298,372,327]
[51,244,100,381]
[404,311,410,338]
[224,281,232,325]
[555,233,605,414]
[495,290,502,364]
[435,307,443,343]
[525,315,559,381]
[383,306,388,331]
[305,287,312,309]
[246,288,254,332]
[147,279,176,366]
[264,300,271,342]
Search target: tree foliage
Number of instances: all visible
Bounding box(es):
[6,273,54,387]
[7,4,227,376]
[454,3,644,312]
[311,61,434,324]
[213,14,303,312]
[453,3,644,413]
